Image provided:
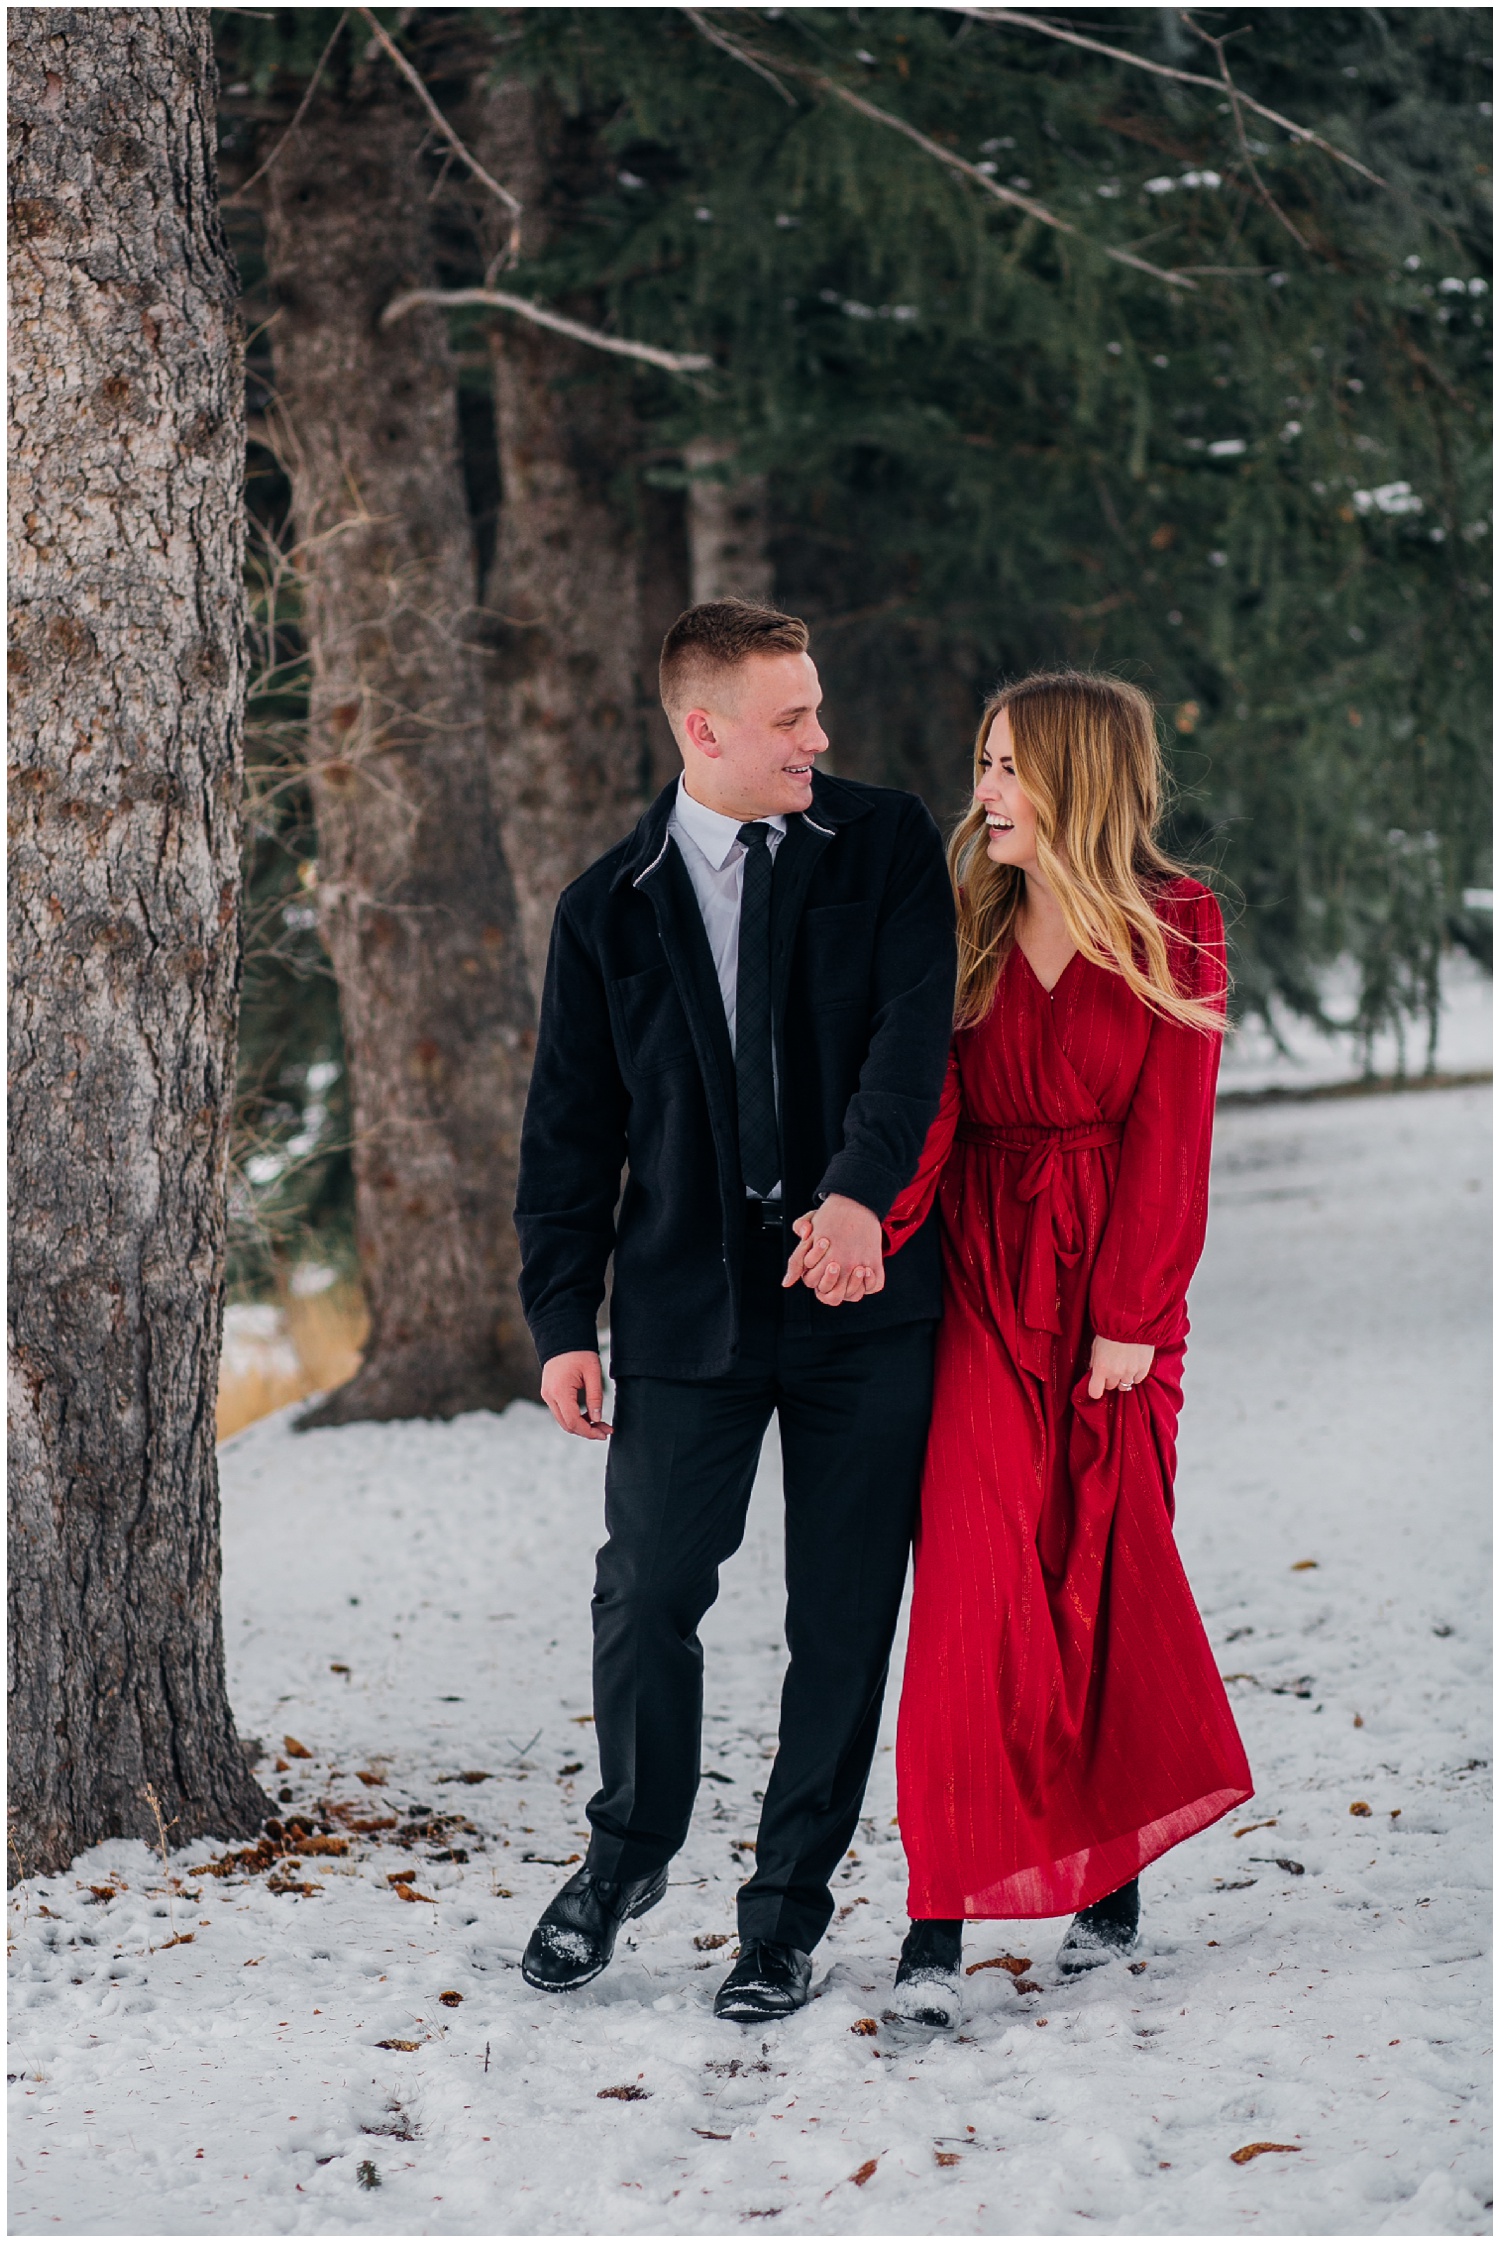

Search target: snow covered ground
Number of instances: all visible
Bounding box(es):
[9,1084,1491,2237]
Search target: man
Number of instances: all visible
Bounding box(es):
[514,599,955,2024]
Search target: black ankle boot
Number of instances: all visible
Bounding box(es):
[521,1864,668,1991]
[883,1918,964,2034]
[713,1940,812,2024]
[1056,1878,1140,1975]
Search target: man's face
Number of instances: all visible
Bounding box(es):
[678,651,829,820]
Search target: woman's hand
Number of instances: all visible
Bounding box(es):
[1087,1335,1154,1400]
[782,1195,884,1304]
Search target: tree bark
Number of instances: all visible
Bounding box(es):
[475,80,681,998]
[684,439,775,607]
[259,68,539,1426]
[8,7,270,1875]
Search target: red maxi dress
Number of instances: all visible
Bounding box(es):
[885,876,1252,1920]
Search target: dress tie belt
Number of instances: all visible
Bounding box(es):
[956,1119,1123,1341]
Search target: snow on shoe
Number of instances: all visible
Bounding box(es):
[883,1919,963,2034]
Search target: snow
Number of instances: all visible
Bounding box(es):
[222,1302,299,1385]
[1217,949,1491,1097]
[9,1084,1491,2237]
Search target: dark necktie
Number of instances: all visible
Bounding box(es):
[736,822,778,1197]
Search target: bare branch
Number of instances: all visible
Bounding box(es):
[683,8,797,105]
[223,11,349,208]
[355,6,523,253]
[951,6,1386,188]
[243,19,707,383]
[686,12,1195,291]
[381,285,714,376]
[827,77,1196,287]
[1179,11,1309,251]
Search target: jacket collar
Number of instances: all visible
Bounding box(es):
[671,775,787,871]
[613,769,869,893]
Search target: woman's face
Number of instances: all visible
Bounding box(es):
[974,710,1040,871]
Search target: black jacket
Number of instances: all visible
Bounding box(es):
[515,771,956,1379]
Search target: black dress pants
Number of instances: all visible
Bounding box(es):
[584,1224,935,1954]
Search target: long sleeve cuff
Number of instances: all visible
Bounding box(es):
[813,1152,906,1224]
[1089,1310,1174,1349]
[526,1308,604,1368]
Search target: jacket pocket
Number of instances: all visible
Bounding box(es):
[611,963,695,1074]
[800,902,874,1011]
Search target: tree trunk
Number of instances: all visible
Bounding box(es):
[684,439,775,606]
[475,80,680,998]
[259,69,539,1426]
[8,7,269,1875]
[637,477,694,799]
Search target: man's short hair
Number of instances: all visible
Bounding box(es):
[659,599,810,718]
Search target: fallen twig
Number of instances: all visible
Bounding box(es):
[143,1784,192,1949]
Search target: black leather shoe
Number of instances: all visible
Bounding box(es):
[713,1939,812,2023]
[521,1864,668,1991]
[1056,1877,1140,1975]
[883,1918,963,2035]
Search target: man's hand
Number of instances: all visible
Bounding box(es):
[782,1193,885,1306]
[540,1349,612,1440]
[1087,1336,1154,1400]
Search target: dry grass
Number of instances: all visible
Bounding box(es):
[216,1282,368,1441]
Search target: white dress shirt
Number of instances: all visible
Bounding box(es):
[669,775,786,1197]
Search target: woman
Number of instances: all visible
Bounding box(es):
[799,671,1252,2033]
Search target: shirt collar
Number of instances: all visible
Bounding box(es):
[672,774,787,872]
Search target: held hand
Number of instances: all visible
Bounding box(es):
[1087,1335,1155,1401]
[540,1349,612,1440]
[784,1212,820,1285]
[782,1193,885,1306]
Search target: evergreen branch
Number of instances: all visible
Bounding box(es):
[223,11,349,207]
[355,6,523,249]
[953,6,1387,188]
[828,75,1197,289]
[380,286,714,376]
[686,12,1196,291]
[1392,323,1470,410]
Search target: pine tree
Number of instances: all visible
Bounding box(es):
[249,39,540,1424]
[506,5,1491,1049]
[215,6,1489,1280]
[10,7,270,1871]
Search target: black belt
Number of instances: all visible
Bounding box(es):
[744,1197,785,1232]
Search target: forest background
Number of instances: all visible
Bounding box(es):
[218,3,1492,1419]
[6,3,1490,1875]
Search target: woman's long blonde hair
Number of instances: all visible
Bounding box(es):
[949,669,1226,1034]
